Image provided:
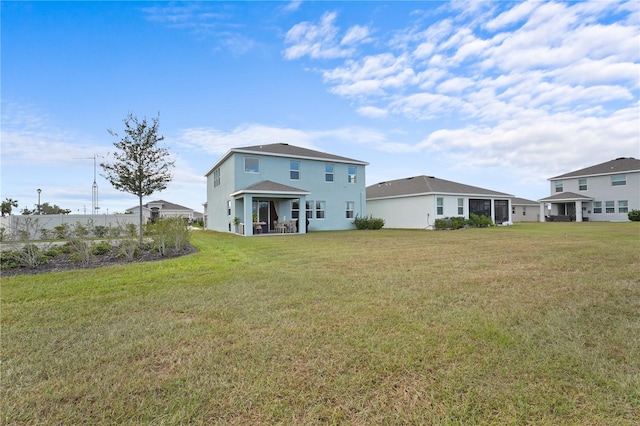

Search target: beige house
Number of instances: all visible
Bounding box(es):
[511,197,540,222]
[539,157,639,222]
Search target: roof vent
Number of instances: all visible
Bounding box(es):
[615,157,627,160]
[427,176,435,179]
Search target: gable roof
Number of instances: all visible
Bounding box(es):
[205,143,368,176]
[366,175,513,200]
[511,197,539,206]
[230,180,310,197]
[126,200,194,212]
[550,157,640,180]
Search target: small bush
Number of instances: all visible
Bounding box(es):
[53,223,70,240]
[628,210,640,221]
[92,241,112,256]
[434,217,466,230]
[93,225,108,238]
[468,213,493,228]
[353,215,385,230]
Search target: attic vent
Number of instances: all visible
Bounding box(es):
[427,176,435,179]
[615,157,627,160]
[281,143,289,146]
[406,177,414,180]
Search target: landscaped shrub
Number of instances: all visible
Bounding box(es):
[468,213,493,228]
[353,215,385,230]
[93,225,108,238]
[53,223,70,240]
[434,217,466,230]
[91,241,112,256]
[628,209,640,221]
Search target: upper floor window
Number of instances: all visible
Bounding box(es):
[611,175,626,186]
[325,164,334,182]
[347,166,357,184]
[213,168,221,187]
[457,198,464,215]
[579,179,587,191]
[290,161,300,180]
[437,197,444,215]
[245,157,259,173]
[555,181,563,192]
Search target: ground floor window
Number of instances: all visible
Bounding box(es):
[436,197,444,215]
[292,199,300,219]
[605,201,615,213]
[593,201,602,213]
[458,198,464,215]
[315,201,326,219]
[346,201,354,218]
[618,200,628,213]
[306,201,313,219]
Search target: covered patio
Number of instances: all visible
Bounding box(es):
[231,180,310,236]
[538,192,593,222]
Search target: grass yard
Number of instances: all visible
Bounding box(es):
[2,222,639,424]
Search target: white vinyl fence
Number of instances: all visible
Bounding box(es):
[0,214,139,241]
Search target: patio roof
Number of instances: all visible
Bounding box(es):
[230,180,310,197]
[538,192,594,202]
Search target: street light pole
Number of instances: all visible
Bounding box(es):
[37,188,41,215]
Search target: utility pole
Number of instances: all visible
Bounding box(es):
[73,154,103,215]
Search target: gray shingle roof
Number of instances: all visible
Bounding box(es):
[127,199,194,212]
[231,180,309,196]
[366,175,513,199]
[550,157,640,180]
[234,143,368,165]
[511,197,539,205]
[538,192,593,202]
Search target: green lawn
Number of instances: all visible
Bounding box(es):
[2,223,639,424]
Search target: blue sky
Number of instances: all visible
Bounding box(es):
[2,0,638,215]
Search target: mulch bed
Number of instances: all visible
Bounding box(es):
[1,244,198,278]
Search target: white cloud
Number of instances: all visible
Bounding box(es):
[283,11,372,60]
[357,106,388,118]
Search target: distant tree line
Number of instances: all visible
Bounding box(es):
[1,198,71,216]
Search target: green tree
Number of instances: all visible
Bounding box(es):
[39,202,72,215]
[1,198,18,216]
[101,113,174,246]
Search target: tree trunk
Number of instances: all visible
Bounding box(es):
[138,195,144,247]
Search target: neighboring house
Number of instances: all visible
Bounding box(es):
[366,175,514,229]
[538,157,640,222]
[511,197,540,222]
[205,143,368,235]
[126,200,198,223]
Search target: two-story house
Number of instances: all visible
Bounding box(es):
[538,157,640,222]
[205,143,368,235]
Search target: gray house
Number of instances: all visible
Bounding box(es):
[366,175,513,229]
[205,143,368,235]
[539,157,639,222]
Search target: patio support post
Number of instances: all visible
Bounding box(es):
[244,195,253,236]
[576,201,583,222]
[298,195,306,234]
[539,203,546,222]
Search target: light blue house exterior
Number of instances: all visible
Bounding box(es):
[205,143,368,235]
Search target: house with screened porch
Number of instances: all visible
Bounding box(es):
[205,143,368,235]
[538,157,640,222]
